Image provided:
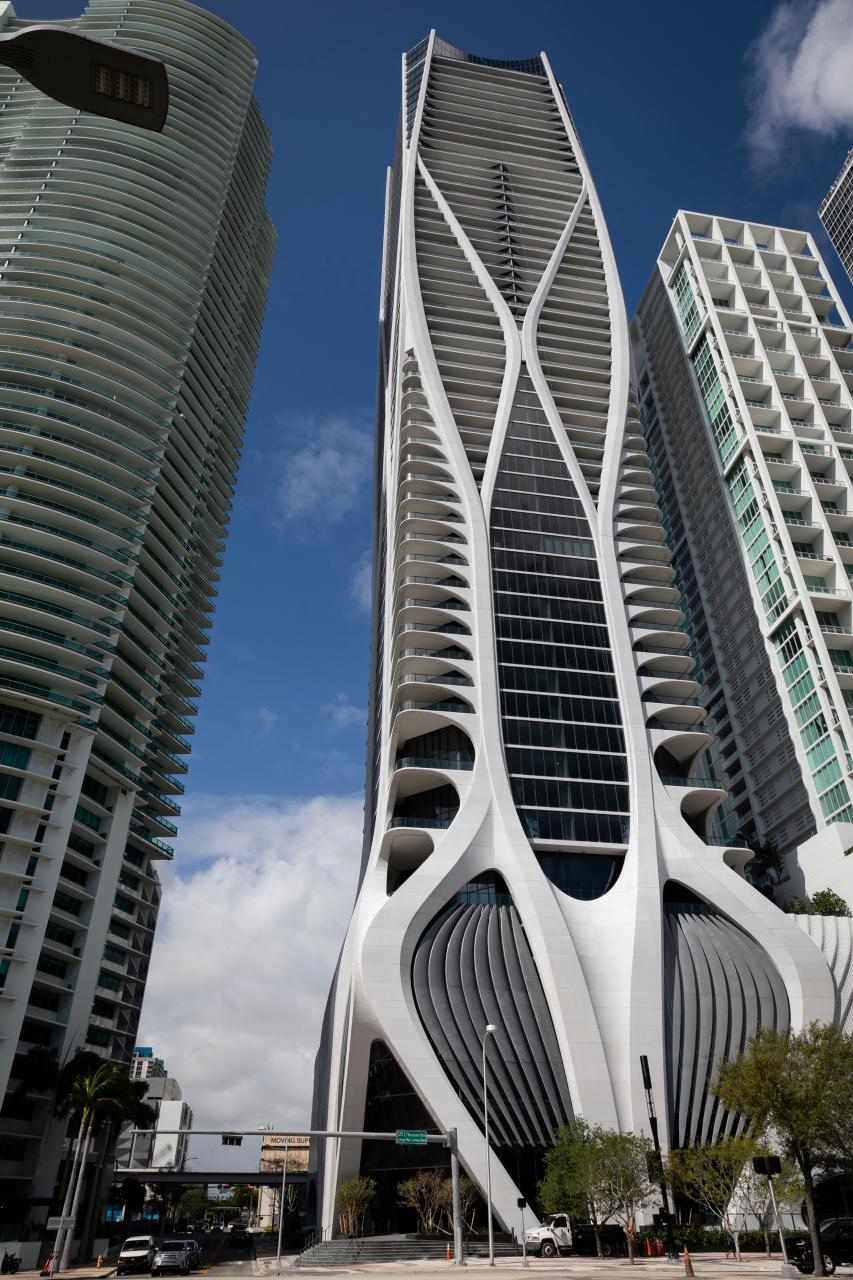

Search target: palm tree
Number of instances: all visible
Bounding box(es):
[50,1062,154,1270]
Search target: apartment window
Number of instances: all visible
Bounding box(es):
[86,1026,111,1047]
[53,890,81,917]
[68,833,96,859]
[61,862,88,888]
[81,775,109,808]
[74,805,101,833]
[45,921,75,948]
[36,954,68,979]
[0,705,40,739]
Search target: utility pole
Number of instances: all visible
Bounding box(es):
[640,1055,677,1262]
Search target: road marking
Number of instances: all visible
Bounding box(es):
[198,1235,228,1275]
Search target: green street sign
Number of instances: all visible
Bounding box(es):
[396,1128,428,1146]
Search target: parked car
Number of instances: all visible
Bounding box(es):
[152,1240,196,1276]
[117,1236,156,1276]
[789,1217,853,1275]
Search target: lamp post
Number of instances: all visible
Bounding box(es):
[481,1024,497,1268]
[275,1137,289,1276]
[0,24,167,130]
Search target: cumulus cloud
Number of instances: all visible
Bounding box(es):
[349,549,372,613]
[322,691,367,734]
[251,705,281,740]
[137,793,363,1128]
[274,412,373,530]
[745,0,853,168]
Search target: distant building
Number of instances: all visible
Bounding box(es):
[820,150,853,284]
[130,1047,167,1082]
[116,1065,192,1173]
[256,1137,309,1231]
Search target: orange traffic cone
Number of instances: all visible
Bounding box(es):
[646,1238,653,1257]
[684,1246,695,1278]
[446,1242,452,1261]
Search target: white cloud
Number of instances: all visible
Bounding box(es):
[252,706,280,740]
[322,691,367,734]
[746,0,853,168]
[137,793,363,1129]
[349,549,372,613]
[274,412,373,529]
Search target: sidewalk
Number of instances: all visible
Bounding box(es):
[270,1255,795,1278]
[17,1269,118,1280]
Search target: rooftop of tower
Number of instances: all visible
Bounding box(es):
[411,32,546,79]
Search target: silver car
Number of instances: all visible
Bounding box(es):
[151,1241,195,1276]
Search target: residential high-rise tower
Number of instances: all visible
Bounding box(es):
[633,212,853,903]
[0,0,274,1234]
[312,37,837,1235]
[820,150,853,286]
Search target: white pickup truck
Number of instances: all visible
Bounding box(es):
[524,1213,573,1257]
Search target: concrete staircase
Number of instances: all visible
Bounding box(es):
[295,1234,519,1266]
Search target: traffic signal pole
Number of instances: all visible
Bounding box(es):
[121,1127,466,1267]
[640,1056,678,1262]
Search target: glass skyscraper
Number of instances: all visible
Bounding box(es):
[312,35,838,1237]
[0,0,273,1237]
[820,150,853,286]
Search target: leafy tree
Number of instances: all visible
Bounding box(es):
[398,1170,447,1235]
[730,1156,802,1258]
[178,1187,210,1221]
[539,1119,625,1258]
[668,1135,759,1260]
[335,1175,375,1238]
[745,837,785,881]
[714,1023,853,1278]
[811,889,851,917]
[53,1061,154,1267]
[598,1132,656,1262]
[436,1175,481,1236]
[784,898,812,915]
[784,889,851,917]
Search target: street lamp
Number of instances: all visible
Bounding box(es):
[481,1024,497,1268]
[0,24,167,130]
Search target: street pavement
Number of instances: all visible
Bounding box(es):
[17,1245,819,1280]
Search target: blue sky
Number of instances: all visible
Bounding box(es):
[20,0,853,803]
[16,0,853,1126]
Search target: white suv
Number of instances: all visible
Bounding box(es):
[117,1236,156,1275]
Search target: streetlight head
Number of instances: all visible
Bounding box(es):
[485,1023,497,1034]
[0,25,168,131]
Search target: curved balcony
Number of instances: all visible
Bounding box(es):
[396,644,472,664]
[640,671,700,702]
[623,582,681,608]
[660,774,727,831]
[628,602,685,627]
[635,648,695,678]
[396,575,470,602]
[631,621,691,653]
[616,520,667,544]
[649,721,712,769]
[397,493,462,521]
[618,555,676,585]
[398,598,470,626]
[388,780,459,832]
[397,672,474,696]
